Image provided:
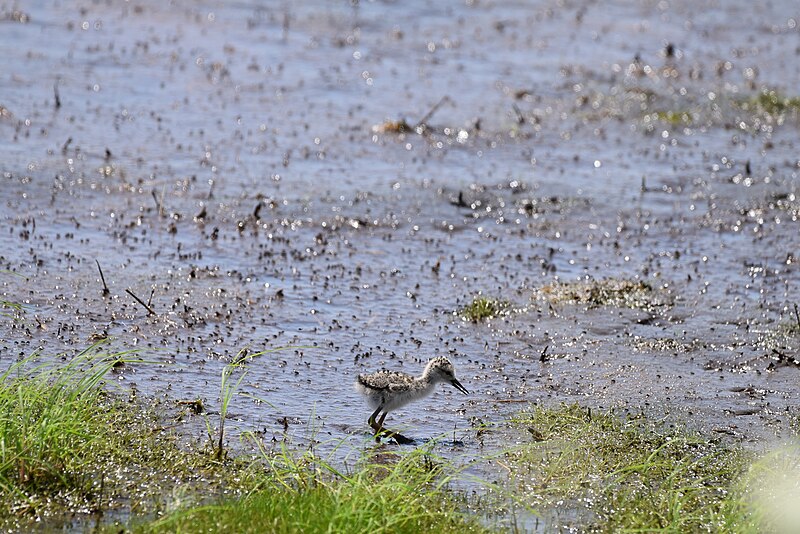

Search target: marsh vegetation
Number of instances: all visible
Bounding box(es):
[0,349,791,533]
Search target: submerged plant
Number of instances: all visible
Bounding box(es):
[0,299,22,319]
[0,271,25,319]
[652,110,694,125]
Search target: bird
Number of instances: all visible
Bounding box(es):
[355,356,469,444]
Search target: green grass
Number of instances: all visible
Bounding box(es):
[743,444,800,532]
[0,295,23,319]
[459,296,509,322]
[143,446,489,534]
[0,346,122,507]
[0,272,26,318]
[0,299,22,311]
[504,404,758,532]
[12,343,799,533]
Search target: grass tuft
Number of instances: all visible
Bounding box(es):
[0,345,122,504]
[459,296,509,322]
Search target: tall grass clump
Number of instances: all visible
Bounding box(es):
[0,346,122,497]
[0,345,272,528]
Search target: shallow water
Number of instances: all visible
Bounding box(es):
[2,1,800,518]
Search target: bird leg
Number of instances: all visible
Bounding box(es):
[372,411,388,442]
[374,412,414,445]
[367,406,383,433]
[376,411,387,432]
[367,407,414,444]
[384,430,414,445]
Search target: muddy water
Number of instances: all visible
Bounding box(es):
[2,0,799,479]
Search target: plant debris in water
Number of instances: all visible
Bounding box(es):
[536,278,670,311]
[738,89,800,117]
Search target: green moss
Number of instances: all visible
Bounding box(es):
[653,110,693,125]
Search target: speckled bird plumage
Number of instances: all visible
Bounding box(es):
[355,356,468,442]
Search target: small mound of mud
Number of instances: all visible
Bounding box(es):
[630,337,702,354]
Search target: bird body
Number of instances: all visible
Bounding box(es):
[355,356,468,443]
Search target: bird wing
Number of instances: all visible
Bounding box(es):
[387,380,412,393]
[359,371,412,392]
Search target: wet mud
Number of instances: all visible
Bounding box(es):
[1,0,799,465]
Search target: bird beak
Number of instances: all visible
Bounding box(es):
[450,378,469,395]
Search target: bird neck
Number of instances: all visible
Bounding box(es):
[418,368,439,387]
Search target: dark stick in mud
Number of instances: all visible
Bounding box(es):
[53,80,61,110]
[540,345,550,362]
[95,260,110,297]
[151,190,163,217]
[414,95,450,129]
[125,289,156,316]
[512,103,524,124]
[147,287,155,308]
[794,303,800,330]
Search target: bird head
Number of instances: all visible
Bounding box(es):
[426,357,469,394]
